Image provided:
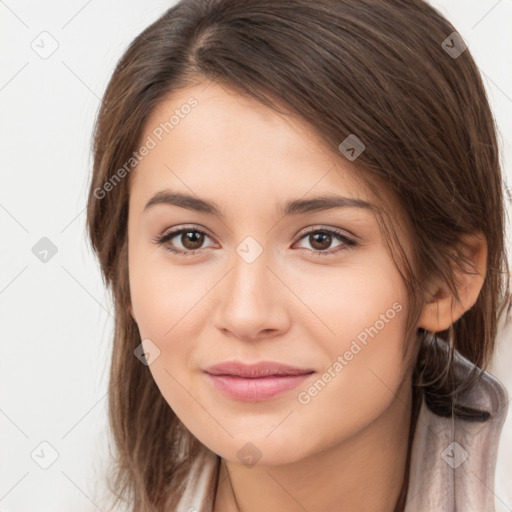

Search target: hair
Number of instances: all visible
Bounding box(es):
[86,1,510,510]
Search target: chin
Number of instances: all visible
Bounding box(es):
[198,432,314,468]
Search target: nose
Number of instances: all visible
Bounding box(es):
[212,244,291,342]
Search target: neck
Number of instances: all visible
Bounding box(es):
[214,377,418,512]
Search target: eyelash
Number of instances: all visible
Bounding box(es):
[152,225,357,257]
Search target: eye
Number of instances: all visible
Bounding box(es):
[293,227,357,255]
[152,226,216,255]
[153,225,357,257]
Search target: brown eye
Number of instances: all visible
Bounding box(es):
[308,232,332,251]
[180,231,205,250]
[295,227,356,255]
[154,227,216,255]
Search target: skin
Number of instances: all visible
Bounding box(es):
[127,81,487,512]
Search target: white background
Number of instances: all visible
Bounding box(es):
[1,1,511,511]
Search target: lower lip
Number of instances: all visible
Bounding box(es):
[205,373,314,401]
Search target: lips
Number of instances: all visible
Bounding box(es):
[203,361,315,401]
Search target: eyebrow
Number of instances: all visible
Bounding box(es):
[143,190,373,217]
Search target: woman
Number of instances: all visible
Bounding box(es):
[86,1,510,511]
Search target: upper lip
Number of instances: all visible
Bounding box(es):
[203,361,315,378]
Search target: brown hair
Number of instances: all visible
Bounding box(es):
[86,1,510,510]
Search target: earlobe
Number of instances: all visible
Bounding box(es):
[418,232,487,332]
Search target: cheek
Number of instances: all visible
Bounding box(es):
[287,255,406,350]
[129,247,210,341]
[128,252,209,433]
[288,260,410,436]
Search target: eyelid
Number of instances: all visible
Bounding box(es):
[294,224,357,241]
[158,223,215,241]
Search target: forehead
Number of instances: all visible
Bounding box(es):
[129,82,369,206]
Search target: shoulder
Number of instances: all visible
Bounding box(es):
[405,342,508,512]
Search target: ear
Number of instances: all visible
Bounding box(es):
[418,232,487,332]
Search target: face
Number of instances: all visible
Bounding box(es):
[127,81,416,466]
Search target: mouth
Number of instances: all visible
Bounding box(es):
[203,361,315,401]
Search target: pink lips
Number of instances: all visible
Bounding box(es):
[203,361,315,401]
